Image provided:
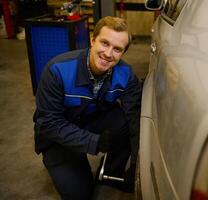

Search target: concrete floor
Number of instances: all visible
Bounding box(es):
[0,36,150,200]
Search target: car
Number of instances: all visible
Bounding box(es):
[135,0,208,199]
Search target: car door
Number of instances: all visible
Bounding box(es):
[138,0,191,199]
[154,1,208,199]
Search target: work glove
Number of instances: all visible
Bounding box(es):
[97,129,118,153]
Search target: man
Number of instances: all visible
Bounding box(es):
[33,16,142,200]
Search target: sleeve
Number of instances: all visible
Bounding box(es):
[119,69,142,165]
[34,64,100,155]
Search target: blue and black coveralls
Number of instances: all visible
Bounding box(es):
[33,48,142,200]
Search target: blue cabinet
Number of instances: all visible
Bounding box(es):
[25,15,89,94]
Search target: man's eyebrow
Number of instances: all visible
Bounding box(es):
[99,38,108,42]
[99,37,125,50]
[114,44,125,50]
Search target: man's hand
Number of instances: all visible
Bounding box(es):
[97,129,117,153]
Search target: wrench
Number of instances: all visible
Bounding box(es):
[98,153,124,182]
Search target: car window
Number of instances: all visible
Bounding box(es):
[162,0,187,24]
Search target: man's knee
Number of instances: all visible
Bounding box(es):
[42,145,94,200]
[47,162,94,200]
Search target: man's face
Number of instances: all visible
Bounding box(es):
[90,26,129,75]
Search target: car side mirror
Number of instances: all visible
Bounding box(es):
[145,0,164,10]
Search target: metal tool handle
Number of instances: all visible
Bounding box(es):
[98,153,124,182]
[98,153,107,181]
[103,175,124,182]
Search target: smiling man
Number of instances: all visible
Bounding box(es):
[33,16,142,200]
[90,25,129,75]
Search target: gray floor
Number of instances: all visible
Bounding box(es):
[0,36,150,200]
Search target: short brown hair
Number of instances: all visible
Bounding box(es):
[93,16,132,52]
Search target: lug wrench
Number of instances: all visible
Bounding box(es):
[98,153,124,182]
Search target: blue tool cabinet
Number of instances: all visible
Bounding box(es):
[25,15,89,94]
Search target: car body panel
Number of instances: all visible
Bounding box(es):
[138,0,208,199]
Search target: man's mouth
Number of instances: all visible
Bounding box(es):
[99,56,112,65]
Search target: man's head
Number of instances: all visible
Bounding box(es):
[92,16,132,51]
[89,16,131,76]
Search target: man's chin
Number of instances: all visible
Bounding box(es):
[101,67,111,73]
[97,65,110,72]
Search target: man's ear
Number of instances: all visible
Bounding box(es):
[90,36,95,46]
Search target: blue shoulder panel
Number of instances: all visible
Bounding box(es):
[51,60,92,106]
[112,65,130,88]
[105,65,131,102]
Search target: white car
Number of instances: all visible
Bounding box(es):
[136,0,208,199]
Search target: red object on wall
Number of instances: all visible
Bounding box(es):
[0,0,13,38]
[191,190,208,200]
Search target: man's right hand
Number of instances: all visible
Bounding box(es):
[97,129,117,153]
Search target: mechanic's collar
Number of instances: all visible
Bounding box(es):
[75,48,92,86]
[76,49,111,86]
[87,50,112,82]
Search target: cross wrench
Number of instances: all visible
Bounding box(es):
[98,153,124,182]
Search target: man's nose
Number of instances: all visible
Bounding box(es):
[104,47,113,58]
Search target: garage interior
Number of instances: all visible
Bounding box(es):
[0,0,152,199]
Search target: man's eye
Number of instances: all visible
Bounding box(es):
[114,47,123,53]
[101,41,108,46]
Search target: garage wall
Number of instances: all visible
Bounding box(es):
[116,0,155,36]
